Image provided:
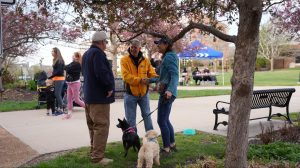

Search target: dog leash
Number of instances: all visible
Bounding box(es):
[134,95,169,127]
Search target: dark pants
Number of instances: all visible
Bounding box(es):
[46,100,55,113]
[193,76,202,85]
[85,104,110,162]
[157,95,176,148]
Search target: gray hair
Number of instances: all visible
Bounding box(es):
[131,39,141,47]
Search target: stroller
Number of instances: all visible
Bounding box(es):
[35,71,48,109]
[35,71,68,110]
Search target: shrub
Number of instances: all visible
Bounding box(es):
[248,141,300,162]
[27,80,37,91]
[256,57,270,70]
[2,69,16,84]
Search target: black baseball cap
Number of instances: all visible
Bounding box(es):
[154,37,172,45]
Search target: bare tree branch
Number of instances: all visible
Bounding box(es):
[263,0,286,12]
[172,22,236,43]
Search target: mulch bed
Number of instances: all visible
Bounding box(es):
[0,88,36,102]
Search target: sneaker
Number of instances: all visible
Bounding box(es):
[170,145,178,152]
[98,158,113,165]
[46,112,50,116]
[160,148,171,157]
[54,111,64,116]
[62,114,71,120]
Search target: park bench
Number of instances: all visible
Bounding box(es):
[213,88,296,130]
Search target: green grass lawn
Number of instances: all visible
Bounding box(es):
[216,68,300,86]
[150,89,231,100]
[0,101,38,112]
[30,131,226,168]
[28,131,299,168]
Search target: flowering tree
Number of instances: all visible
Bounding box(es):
[39,0,287,167]
[271,0,300,39]
[0,0,83,67]
[258,22,288,71]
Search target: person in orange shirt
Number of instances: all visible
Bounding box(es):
[48,47,65,115]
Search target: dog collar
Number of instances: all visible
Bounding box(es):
[147,137,158,143]
[123,127,135,134]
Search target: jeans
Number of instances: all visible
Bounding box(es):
[124,93,153,132]
[54,80,65,109]
[157,95,175,148]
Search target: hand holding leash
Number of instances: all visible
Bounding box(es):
[165,91,172,99]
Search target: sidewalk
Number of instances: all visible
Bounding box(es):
[0,86,299,167]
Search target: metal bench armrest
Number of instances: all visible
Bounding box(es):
[216,101,230,110]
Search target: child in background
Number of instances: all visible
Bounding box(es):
[45,79,55,116]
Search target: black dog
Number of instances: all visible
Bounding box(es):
[116,118,141,157]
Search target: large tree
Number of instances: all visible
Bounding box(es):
[40,0,285,167]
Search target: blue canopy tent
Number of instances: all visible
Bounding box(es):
[177,40,225,85]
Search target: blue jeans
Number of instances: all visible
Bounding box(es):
[157,95,175,148]
[124,93,153,132]
[54,80,65,109]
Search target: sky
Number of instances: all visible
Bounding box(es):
[20,14,271,67]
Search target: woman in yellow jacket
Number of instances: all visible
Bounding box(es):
[120,39,158,132]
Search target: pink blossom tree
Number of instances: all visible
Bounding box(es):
[271,0,300,39]
[0,0,83,67]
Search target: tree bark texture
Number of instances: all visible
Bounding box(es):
[225,1,262,168]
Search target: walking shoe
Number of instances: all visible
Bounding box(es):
[96,158,113,165]
[160,148,171,157]
[54,111,64,116]
[62,114,71,120]
[170,144,178,152]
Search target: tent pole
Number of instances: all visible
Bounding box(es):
[222,58,224,86]
[178,58,181,82]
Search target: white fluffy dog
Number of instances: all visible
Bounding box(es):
[137,130,160,168]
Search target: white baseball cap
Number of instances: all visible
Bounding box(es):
[92,31,108,42]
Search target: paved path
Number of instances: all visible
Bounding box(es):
[0,86,299,167]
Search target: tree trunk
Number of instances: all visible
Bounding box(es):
[225,1,262,168]
[270,57,274,71]
[112,52,118,78]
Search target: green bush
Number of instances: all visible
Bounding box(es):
[256,57,270,70]
[248,141,300,162]
[2,69,16,85]
[27,80,37,91]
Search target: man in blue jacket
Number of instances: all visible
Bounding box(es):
[82,31,115,165]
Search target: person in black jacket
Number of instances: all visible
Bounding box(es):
[48,47,65,115]
[63,52,85,119]
[82,31,115,165]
